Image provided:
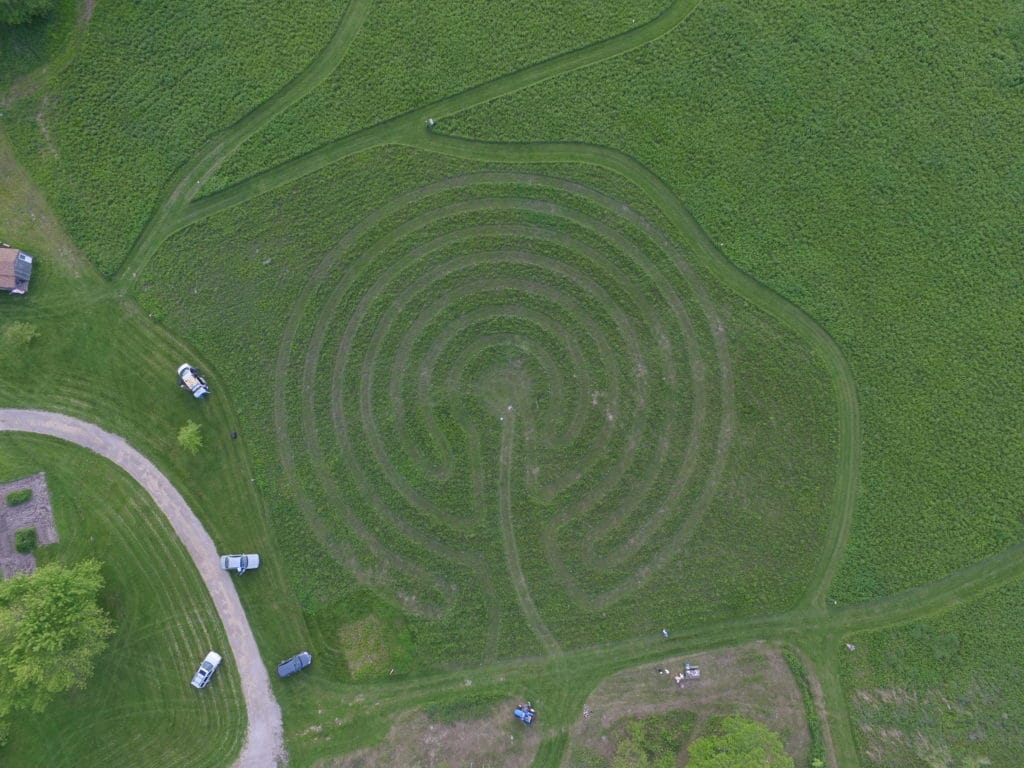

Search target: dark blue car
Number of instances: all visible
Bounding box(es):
[277,651,312,678]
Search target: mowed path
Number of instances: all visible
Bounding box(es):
[0,409,282,768]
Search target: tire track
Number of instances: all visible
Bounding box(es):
[118,0,371,283]
[499,410,560,655]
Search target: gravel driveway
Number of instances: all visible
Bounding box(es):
[0,409,284,767]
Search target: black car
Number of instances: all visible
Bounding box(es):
[277,651,312,678]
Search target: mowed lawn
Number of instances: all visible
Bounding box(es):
[0,130,313,755]
[1,0,1021,766]
[134,145,840,668]
[0,434,244,768]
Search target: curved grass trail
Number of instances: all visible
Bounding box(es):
[115,0,704,283]
[314,537,1024,768]
[0,410,284,768]
[337,532,1024,703]
[265,165,786,706]
[407,133,860,611]
[94,0,1024,765]
[115,0,372,282]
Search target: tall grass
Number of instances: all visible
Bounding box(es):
[443,0,1024,601]
[201,0,669,195]
[839,578,1024,766]
[2,0,348,274]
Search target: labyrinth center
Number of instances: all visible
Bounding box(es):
[276,170,734,643]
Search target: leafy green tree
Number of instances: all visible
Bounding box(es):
[0,0,57,25]
[687,716,794,768]
[177,420,203,455]
[610,713,691,768]
[0,560,114,744]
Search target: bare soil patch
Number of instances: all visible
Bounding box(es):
[0,472,58,578]
[565,641,810,765]
[319,703,542,768]
[339,614,390,678]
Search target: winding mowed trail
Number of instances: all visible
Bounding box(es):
[268,166,744,652]
[0,410,282,768]
[94,0,1024,765]
[110,2,860,762]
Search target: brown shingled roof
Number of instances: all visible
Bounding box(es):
[0,247,33,293]
[0,248,18,289]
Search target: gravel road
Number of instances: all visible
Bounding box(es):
[0,409,284,767]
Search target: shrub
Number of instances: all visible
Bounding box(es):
[6,488,32,506]
[687,716,793,768]
[598,710,696,768]
[2,321,40,347]
[15,527,36,553]
[177,420,203,455]
[424,689,506,724]
[0,0,58,26]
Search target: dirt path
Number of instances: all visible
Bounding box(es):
[0,409,283,768]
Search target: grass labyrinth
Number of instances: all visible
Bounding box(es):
[3,1,1022,765]
[141,149,839,668]
[280,169,734,650]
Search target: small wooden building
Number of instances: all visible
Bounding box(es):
[0,246,33,295]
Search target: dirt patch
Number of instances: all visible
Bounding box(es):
[340,614,390,678]
[81,0,96,23]
[319,703,542,768]
[565,641,809,765]
[0,472,58,578]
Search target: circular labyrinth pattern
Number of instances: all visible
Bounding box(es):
[274,170,735,649]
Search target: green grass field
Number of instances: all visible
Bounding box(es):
[1,0,1022,766]
[839,577,1024,767]
[197,0,670,197]
[1,0,350,274]
[0,434,244,767]
[134,145,839,668]
[441,0,1024,602]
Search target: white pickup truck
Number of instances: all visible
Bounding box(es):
[190,651,222,689]
[177,364,210,399]
[220,553,260,575]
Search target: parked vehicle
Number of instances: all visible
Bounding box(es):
[191,651,222,689]
[220,553,260,574]
[178,363,210,399]
[514,702,536,725]
[277,651,313,678]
